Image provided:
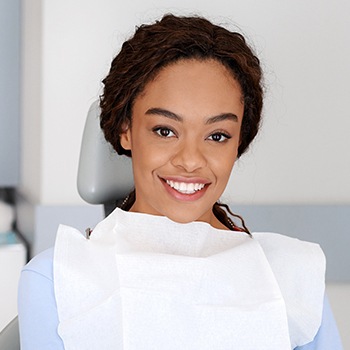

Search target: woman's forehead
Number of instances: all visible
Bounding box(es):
[134,59,243,117]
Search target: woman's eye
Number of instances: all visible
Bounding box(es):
[208,132,231,142]
[153,127,176,138]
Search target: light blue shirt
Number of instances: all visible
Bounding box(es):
[18,248,343,350]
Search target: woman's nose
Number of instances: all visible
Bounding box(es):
[170,140,207,172]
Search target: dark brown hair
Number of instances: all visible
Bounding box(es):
[100,14,264,234]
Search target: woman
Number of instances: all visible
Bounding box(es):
[18,14,343,349]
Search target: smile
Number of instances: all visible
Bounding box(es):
[166,180,206,194]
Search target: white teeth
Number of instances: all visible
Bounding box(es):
[166,180,205,194]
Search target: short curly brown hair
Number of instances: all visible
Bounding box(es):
[100,14,263,158]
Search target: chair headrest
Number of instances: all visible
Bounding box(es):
[77,101,134,205]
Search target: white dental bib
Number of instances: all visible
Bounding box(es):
[53,209,325,350]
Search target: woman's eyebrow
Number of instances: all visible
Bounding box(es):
[205,113,238,124]
[145,108,238,124]
[145,108,183,122]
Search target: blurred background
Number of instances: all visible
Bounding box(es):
[1,0,349,346]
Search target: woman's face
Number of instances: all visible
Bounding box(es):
[120,59,244,228]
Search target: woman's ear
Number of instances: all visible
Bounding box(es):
[120,125,132,150]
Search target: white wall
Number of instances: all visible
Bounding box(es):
[21,0,350,206]
[20,0,42,203]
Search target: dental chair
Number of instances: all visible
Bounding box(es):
[0,316,20,350]
[0,101,133,349]
[77,100,134,215]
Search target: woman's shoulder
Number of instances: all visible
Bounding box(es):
[22,247,54,281]
[252,232,325,264]
[251,232,326,301]
[252,232,326,348]
[18,247,65,349]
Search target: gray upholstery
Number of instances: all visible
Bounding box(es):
[77,100,134,206]
[0,316,19,350]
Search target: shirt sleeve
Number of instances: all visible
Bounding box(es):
[294,295,343,350]
[18,248,64,350]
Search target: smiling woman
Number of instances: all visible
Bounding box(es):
[18,14,343,350]
[100,15,263,233]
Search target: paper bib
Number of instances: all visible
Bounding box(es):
[54,209,325,349]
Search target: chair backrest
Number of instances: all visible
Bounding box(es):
[77,101,134,213]
[0,316,20,350]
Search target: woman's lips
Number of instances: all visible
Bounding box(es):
[166,180,205,194]
[160,176,210,201]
